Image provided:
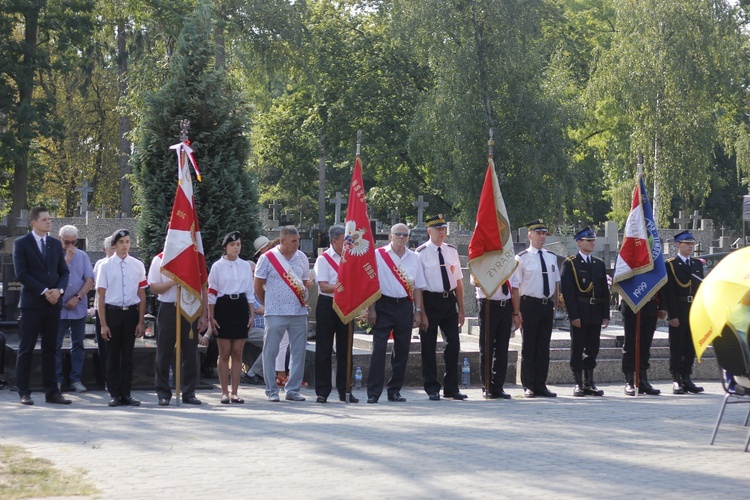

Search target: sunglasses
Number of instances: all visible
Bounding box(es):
[391,232,409,237]
[62,239,77,246]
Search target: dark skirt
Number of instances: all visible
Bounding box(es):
[214,294,249,340]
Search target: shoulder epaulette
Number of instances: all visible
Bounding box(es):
[665,257,676,263]
[415,243,427,252]
[564,255,576,262]
[592,256,604,263]
[517,250,528,256]
[444,243,456,250]
[546,250,557,256]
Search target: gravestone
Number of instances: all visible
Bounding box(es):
[1,255,20,323]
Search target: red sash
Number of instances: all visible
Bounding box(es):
[322,252,339,273]
[266,250,307,307]
[377,247,414,301]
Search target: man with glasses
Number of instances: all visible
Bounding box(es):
[514,219,560,398]
[416,214,466,401]
[560,227,609,397]
[365,223,426,404]
[56,225,95,393]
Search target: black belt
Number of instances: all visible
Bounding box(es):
[677,296,694,303]
[521,295,553,305]
[478,298,509,306]
[424,290,455,299]
[105,304,139,311]
[577,297,608,305]
[379,295,411,304]
[219,293,246,301]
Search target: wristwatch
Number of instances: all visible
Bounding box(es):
[75,294,82,300]
[415,308,422,313]
[58,288,64,295]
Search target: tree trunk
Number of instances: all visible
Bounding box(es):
[117,20,132,216]
[318,130,326,229]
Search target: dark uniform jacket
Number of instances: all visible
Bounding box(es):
[664,256,704,321]
[560,253,610,325]
[13,232,69,310]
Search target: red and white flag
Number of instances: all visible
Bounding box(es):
[612,177,653,283]
[161,140,207,322]
[333,156,381,323]
[468,159,517,296]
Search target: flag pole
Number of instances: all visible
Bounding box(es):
[634,151,644,397]
[173,120,191,407]
[484,128,494,400]
[345,130,364,404]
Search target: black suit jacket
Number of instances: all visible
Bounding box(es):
[561,254,610,324]
[13,232,69,309]
[665,256,703,321]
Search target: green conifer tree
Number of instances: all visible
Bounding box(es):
[132,2,259,265]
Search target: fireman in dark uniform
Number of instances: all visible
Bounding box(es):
[560,227,610,397]
[664,230,704,394]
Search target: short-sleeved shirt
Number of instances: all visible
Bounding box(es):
[206,256,255,305]
[148,253,177,303]
[255,249,310,316]
[513,247,560,299]
[96,254,147,307]
[61,248,95,320]
[374,243,426,298]
[313,246,341,298]
[416,240,463,293]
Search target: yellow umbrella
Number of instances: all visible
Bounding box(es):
[690,246,750,360]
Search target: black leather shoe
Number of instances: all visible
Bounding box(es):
[158,397,170,406]
[483,389,499,399]
[367,396,378,404]
[537,388,557,398]
[639,382,661,395]
[339,394,359,403]
[672,381,685,394]
[682,378,704,393]
[523,388,536,398]
[108,397,120,407]
[624,383,636,396]
[387,393,406,402]
[316,396,327,403]
[583,385,604,397]
[46,393,72,405]
[120,396,141,406]
[495,390,511,399]
[19,395,34,405]
[443,392,468,400]
[182,396,202,405]
[0,378,7,388]
[428,393,441,401]
[573,384,586,397]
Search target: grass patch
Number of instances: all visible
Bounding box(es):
[0,445,98,499]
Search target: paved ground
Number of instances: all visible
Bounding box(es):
[1,381,749,499]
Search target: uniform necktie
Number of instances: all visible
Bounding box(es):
[685,258,691,267]
[502,282,509,296]
[40,236,46,259]
[438,247,451,292]
[539,250,550,298]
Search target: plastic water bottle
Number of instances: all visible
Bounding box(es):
[354,367,363,389]
[461,358,470,388]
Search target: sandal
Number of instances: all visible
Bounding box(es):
[220,395,230,404]
[230,396,244,404]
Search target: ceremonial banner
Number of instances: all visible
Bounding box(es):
[161,140,208,322]
[468,159,517,297]
[333,156,381,323]
[612,174,667,313]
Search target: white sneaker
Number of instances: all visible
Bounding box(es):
[285,392,306,402]
[267,394,280,402]
[72,381,87,392]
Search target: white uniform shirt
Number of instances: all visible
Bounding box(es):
[96,254,147,307]
[416,240,463,293]
[313,246,341,298]
[513,247,560,299]
[254,249,310,316]
[375,243,427,298]
[207,256,255,305]
[473,273,520,300]
[148,253,177,303]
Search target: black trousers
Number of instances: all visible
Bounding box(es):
[569,322,601,371]
[420,291,460,395]
[478,298,512,392]
[520,297,554,392]
[0,331,6,375]
[367,296,412,399]
[95,311,107,386]
[17,306,60,398]
[155,302,200,399]
[315,295,351,398]
[106,308,140,399]
[669,304,695,376]
[622,301,657,376]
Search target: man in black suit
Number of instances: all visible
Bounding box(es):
[560,227,610,397]
[665,230,704,394]
[14,206,71,405]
